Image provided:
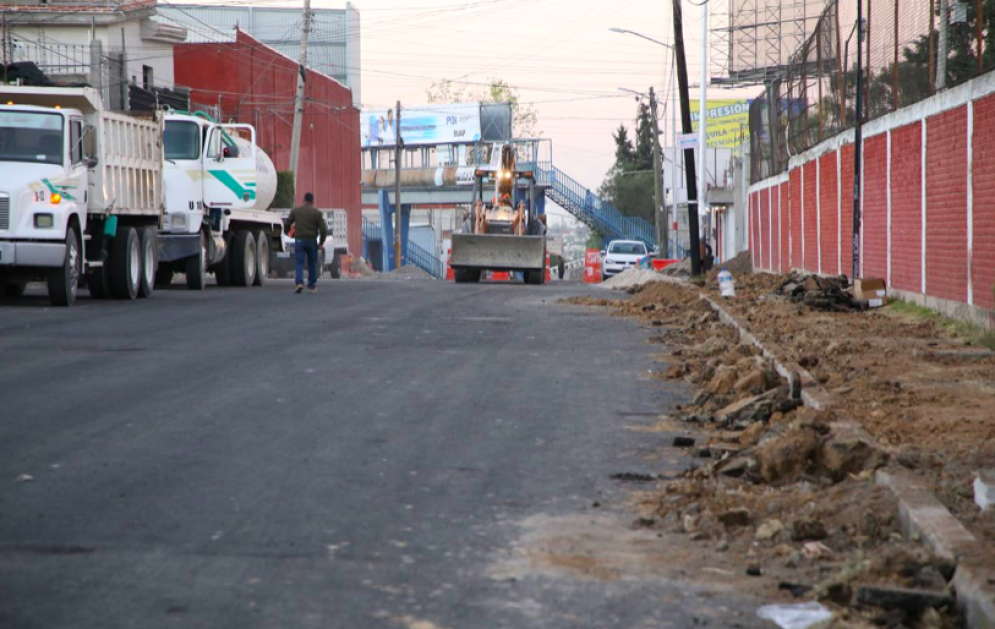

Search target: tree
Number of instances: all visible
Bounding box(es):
[426,78,540,138]
[612,124,635,166]
[633,102,655,172]
[598,102,656,224]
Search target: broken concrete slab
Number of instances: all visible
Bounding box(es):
[974,470,995,512]
[855,585,954,612]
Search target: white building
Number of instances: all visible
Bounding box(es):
[2,0,187,109]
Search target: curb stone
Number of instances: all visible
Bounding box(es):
[688,288,995,629]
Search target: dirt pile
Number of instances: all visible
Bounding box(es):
[574,278,970,626]
[601,268,666,290]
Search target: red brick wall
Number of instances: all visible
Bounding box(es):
[803,162,818,271]
[819,151,839,275]
[790,168,803,269]
[890,123,924,293]
[973,96,995,309]
[863,135,888,280]
[749,192,756,268]
[926,106,969,303]
[773,183,782,272]
[840,144,855,277]
[757,188,770,269]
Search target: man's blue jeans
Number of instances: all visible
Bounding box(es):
[295,238,319,288]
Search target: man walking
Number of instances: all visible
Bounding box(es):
[285,192,327,294]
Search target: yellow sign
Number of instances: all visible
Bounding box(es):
[690,99,751,148]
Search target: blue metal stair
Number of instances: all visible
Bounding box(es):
[532,162,655,246]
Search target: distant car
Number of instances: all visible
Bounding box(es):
[601,240,649,279]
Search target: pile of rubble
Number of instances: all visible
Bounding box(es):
[775,273,866,312]
[576,280,968,628]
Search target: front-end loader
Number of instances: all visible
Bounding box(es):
[450,144,546,284]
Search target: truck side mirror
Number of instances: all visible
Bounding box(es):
[85,156,99,169]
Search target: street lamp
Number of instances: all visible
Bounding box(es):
[610,27,677,259]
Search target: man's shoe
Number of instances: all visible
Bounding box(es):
[294,284,304,294]
[308,287,317,294]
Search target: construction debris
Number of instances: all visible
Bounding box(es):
[775,273,864,312]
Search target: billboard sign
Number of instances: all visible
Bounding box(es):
[361,103,482,149]
[690,99,752,148]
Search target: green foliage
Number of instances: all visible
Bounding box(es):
[885,299,995,351]
[598,101,656,223]
[271,171,295,209]
[585,231,603,251]
[426,78,540,138]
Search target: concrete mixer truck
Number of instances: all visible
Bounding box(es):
[0,85,284,305]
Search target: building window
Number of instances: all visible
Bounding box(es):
[143,66,153,90]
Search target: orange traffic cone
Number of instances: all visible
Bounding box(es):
[445,248,454,281]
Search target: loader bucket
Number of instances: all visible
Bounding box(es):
[450,234,545,271]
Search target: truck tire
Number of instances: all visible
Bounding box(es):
[4,282,27,298]
[230,229,257,287]
[48,225,81,307]
[254,231,269,286]
[214,251,232,286]
[155,268,174,287]
[185,232,207,291]
[330,252,341,279]
[138,226,157,298]
[454,268,481,283]
[110,226,141,300]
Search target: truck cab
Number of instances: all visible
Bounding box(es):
[0,100,93,304]
[156,112,281,290]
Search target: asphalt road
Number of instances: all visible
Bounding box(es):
[0,278,768,629]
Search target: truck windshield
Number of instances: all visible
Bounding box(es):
[0,111,64,165]
[164,121,200,160]
[609,242,647,255]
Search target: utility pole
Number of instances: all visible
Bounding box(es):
[698,0,709,255]
[852,0,865,279]
[648,87,664,256]
[2,10,8,85]
[289,0,312,202]
[671,55,679,260]
[673,0,701,275]
[394,101,403,269]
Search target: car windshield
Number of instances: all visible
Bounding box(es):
[0,111,64,165]
[609,242,647,255]
[164,121,200,160]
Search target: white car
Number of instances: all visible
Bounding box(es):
[601,240,648,279]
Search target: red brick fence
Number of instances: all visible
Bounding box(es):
[748,72,995,329]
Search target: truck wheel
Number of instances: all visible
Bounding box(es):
[214,251,232,286]
[110,226,141,300]
[138,226,157,298]
[185,232,207,290]
[4,282,27,298]
[330,252,341,279]
[155,268,174,287]
[48,225,81,307]
[230,229,257,287]
[454,268,469,283]
[254,231,269,286]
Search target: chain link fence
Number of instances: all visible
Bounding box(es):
[751,0,994,183]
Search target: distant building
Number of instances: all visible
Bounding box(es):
[156,3,361,106]
[2,0,187,110]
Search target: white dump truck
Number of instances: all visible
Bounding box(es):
[0,85,284,305]
[157,112,282,289]
[0,86,164,306]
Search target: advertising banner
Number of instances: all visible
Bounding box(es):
[361,103,482,149]
[690,100,751,148]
